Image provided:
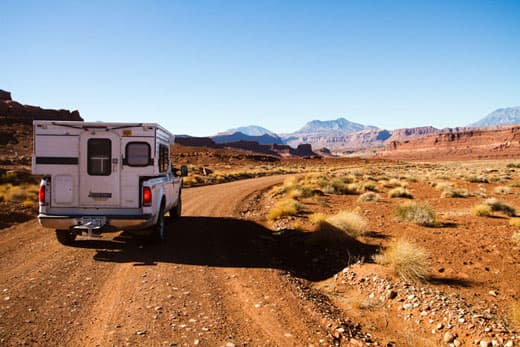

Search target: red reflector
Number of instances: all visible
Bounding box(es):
[38,185,45,203]
[143,187,152,206]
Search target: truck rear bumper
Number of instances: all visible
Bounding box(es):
[38,213,153,231]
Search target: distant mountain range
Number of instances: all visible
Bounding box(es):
[209,107,520,152]
[212,131,284,145]
[224,125,279,137]
[293,117,377,134]
[469,106,520,127]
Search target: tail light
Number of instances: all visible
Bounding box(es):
[38,184,46,204]
[143,187,152,206]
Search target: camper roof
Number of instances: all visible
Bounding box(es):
[34,120,174,143]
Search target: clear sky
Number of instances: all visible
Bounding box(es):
[2,0,520,136]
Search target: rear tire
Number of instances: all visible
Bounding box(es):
[154,204,166,241]
[169,196,182,220]
[55,229,77,246]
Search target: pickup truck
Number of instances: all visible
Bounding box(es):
[32,121,187,245]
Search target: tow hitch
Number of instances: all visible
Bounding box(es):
[73,216,106,238]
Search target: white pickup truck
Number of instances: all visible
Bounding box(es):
[32,121,187,245]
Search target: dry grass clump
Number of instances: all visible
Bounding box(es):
[512,303,520,330]
[388,187,413,199]
[383,178,403,188]
[358,192,381,202]
[485,198,516,217]
[325,210,368,238]
[267,198,303,220]
[440,187,469,198]
[22,200,35,208]
[374,238,430,282]
[472,203,492,217]
[432,181,452,190]
[0,184,38,203]
[466,175,489,183]
[321,177,360,195]
[493,186,511,195]
[357,182,378,192]
[307,211,368,246]
[308,212,327,224]
[510,218,520,227]
[395,201,437,227]
[512,232,520,246]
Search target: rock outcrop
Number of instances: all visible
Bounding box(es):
[378,126,520,160]
[174,135,317,158]
[174,136,220,148]
[0,89,83,123]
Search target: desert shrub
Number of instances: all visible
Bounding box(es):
[472,203,492,217]
[322,178,359,195]
[388,187,413,199]
[510,218,520,227]
[374,238,430,282]
[7,186,29,202]
[493,186,511,195]
[358,192,381,202]
[383,178,403,189]
[0,171,17,184]
[512,303,520,330]
[441,188,469,198]
[395,201,436,227]
[22,200,35,208]
[321,210,368,238]
[485,198,516,217]
[512,232,520,246]
[308,212,327,224]
[267,198,303,220]
[466,175,489,183]
[433,182,452,190]
[182,174,204,186]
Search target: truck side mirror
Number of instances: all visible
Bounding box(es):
[180,165,188,177]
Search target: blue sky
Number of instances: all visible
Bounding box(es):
[2,0,520,136]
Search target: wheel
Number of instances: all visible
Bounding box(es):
[154,204,166,241]
[55,229,77,246]
[169,196,182,220]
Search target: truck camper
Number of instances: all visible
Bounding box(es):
[32,121,186,245]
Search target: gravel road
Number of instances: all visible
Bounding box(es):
[0,175,335,346]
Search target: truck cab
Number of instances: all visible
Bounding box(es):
[32,121,186,245]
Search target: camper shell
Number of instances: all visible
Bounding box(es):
[32,120,185,244]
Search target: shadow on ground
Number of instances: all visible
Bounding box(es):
[76,216,379,281]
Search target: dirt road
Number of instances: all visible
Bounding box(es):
[0,176,337,346]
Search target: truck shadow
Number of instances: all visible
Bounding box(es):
[88,216,379,281]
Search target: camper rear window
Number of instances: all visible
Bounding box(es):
[126,142,151,166]
[88,139,111,176]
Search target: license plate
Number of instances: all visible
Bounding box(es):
[78,216,106,228]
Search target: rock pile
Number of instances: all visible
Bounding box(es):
[338,263,518,346]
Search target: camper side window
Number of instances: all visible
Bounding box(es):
[88,139,111,176]
[126,142,151,166]
[158,144,169,173]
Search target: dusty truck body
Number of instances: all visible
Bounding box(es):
[32,121,186,245]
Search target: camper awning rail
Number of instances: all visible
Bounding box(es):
[50,122,144,131]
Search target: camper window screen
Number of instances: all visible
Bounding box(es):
[126,142,150,166]
[88,139,111,176]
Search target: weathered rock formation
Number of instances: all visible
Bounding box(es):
[378,126,520,160]
[174,136,318,158]
[175,136,219,148]
[0,89,83,123]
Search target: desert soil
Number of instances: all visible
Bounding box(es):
[0,175,347,346]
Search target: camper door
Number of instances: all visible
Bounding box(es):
[79,131,121,207]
